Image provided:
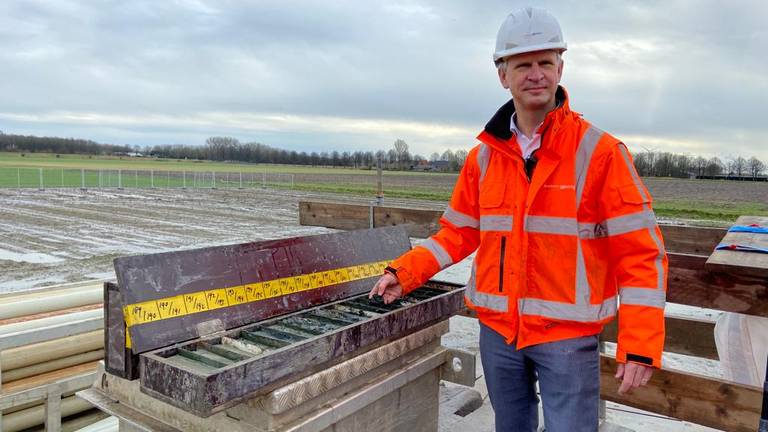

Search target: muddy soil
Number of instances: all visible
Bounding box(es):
[0,188,417,293]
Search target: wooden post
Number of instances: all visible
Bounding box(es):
[376,154,383,202]
[45,385,62,432]
[39,168,44,191]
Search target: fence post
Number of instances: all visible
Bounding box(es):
[17,168,20,189]
[98,169,102,188]
[239,172,243,189]
[45,385,62,432]
[183,171,186,189]
[376,154,384,204]
[151,170,155,188]
[291,174,294,189]
[213,172,216,189]
[39,168,44,191]
[118,169,123,189]
[81,169,86,191]
[262,170,266,188]
[61,168,64,188]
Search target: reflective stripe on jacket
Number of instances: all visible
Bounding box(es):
[390,86,668,368]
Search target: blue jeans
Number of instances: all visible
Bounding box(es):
[479,324,600,432]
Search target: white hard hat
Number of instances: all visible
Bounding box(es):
[493,7,567,64]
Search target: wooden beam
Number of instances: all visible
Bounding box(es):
[601,316,717,360]
[374,207,442,238]
[600,355,762,432]
[668,253,768,317]
[658,224,726,255]
[298,202,370,231]
[459,308,718,360]
[298,201,728,254]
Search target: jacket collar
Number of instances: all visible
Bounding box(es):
[479,85,571,145]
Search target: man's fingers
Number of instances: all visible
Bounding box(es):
[369,276,390,298]
[618,363,654,395]
[614,363,625,379]
[631,365,645,388]
[618,364,638,395]
[640,366,653,386]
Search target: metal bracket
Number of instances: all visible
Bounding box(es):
[440,348,476,387]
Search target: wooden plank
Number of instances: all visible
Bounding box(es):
[456,253,768,318]
[298,201,369,231]
[658,224,727,255]
[374,207,442,238]
[459,307,718,360]
[601,316,717,360]
[600,355,762,432]
[705,215,768,278]
[298,201,728,254]
[668,253,768,317]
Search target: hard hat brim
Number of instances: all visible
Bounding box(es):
[493,42,567,63]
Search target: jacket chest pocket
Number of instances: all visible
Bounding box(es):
[479,181,506,209]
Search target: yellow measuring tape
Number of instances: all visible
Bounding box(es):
[123,260,390,331]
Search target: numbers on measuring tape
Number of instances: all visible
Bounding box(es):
[123,260,390,328]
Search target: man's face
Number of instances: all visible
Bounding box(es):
[498,50,563,111]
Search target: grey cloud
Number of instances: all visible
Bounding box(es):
[0,0,766,159]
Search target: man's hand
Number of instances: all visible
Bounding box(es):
[368,272,403,304]
[615,362,654,395]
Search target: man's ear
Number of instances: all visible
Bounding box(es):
[557,57,564,83]
[497,65,509,89]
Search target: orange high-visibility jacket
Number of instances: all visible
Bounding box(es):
[390,87,668,367]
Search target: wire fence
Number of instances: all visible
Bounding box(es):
[0,168,295,190]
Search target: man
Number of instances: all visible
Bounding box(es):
[369,7,667,432]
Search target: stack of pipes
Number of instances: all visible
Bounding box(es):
[0,281,109,432]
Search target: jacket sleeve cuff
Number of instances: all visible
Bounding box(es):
[387,265,421,295]
[615,347,661,369]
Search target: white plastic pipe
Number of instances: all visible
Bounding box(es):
[2,395,93,432]
[0,309,103,336]
[2,349,104,383]
[1,330,104,370]
[0,289,103,320]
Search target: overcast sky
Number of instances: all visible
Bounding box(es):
[1,0,766,160]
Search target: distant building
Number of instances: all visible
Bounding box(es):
[412,160,452,172]
[695,174,768,182]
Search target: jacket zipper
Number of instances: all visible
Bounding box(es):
[498,236,507,293]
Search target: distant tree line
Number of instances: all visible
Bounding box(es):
[0,131,132,155]
[633,151,766,178]
[1,130,765,177]
[149,137,470,171]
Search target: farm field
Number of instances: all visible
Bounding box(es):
[1,151,767,221]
